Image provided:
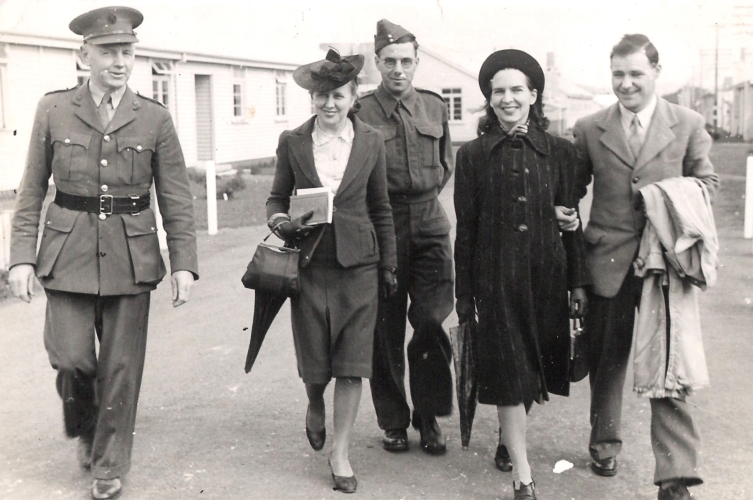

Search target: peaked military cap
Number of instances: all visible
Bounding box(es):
[69,6,143,45]
[478,49,545,104]
[374,19,415,54]
[293,49,364,93]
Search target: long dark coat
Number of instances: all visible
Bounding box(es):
[453,122,589,406]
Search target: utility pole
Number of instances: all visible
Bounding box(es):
[714,23,719,137]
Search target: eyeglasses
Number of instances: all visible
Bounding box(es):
[379,57,417,70]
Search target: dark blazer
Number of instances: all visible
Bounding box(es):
[10,84,198,295]
[573,98,718,297]
[266,115,397,271]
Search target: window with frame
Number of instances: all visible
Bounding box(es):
[152,61,173,108]
[275,72,287,116]
[232,66,246,118]
[442,88,462,121]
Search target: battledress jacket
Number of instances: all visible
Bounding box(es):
[10,84,198,295]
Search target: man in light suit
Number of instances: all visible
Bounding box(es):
[8,7,197,499]
[571,34,718,500]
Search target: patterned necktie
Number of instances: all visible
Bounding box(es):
[98,93,112,130]
[628,114,642,161]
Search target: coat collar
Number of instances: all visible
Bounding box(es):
[288,115,374,197]
[73,83,141,134]
[481,120,550,157]
[598,98,677,170]
[374,83,418,117]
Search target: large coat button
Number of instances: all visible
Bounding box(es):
[99,213,107,220]
[101,159,108,167]
[518,224,528,232]
[104,135,111,142]
[101,184,108,192]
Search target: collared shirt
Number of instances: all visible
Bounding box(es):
[358,84,453,196]
[88,80,127,120]
[312,117,354,194]
[619,94,657,147]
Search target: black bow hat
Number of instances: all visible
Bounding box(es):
[293,49,364,93]
[69,6,142,45]
[478,49,545,104]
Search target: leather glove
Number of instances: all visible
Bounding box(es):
[380,268,398,299]
[456,295,475,323]
[569,287,588,319]
[277,211,315,240]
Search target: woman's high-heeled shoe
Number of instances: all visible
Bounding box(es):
[513,480,536,500]
[305,405,326,451]
[329,459,357,493]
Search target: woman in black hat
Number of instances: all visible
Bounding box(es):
[266,49,397,493]
[453,49,590,499]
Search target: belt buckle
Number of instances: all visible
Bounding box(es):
[128,194,141,215]
[99,194,113,215]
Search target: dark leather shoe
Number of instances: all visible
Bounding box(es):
[513,480,537,500]
[590,457,617,477]
[494,444,512,472]
[329,459,357,493]
[658,481,693,500]
[382,428,409,452]
[91,478,122,500]
[412,411,447,456]
[77,435,93,469]
[305,406,326,451]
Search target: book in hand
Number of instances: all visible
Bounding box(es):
[289,187,334,225]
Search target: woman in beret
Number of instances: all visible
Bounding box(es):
[266,49,397,493]
[453,49,590,500]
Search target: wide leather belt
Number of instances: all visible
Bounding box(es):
[54,190,150,216]
[389,189,438,205]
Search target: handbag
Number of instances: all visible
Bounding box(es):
[567,317,589,382]
[241,232,301,297]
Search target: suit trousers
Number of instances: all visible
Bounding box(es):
[44,289,150,480]
[370,198,454,430]
[586,271,703,485]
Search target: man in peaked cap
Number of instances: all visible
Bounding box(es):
[359,19,455,456]
[8,6,197,499]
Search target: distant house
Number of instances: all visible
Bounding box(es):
[324,42,485,143]
[0,10,316,192]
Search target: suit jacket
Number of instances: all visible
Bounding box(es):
[266,115,397,271]
[10,83,198,295]
[573,97,718,298]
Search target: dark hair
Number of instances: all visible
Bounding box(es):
[610,34,659,66]
[478,73,549,134]
[377,37,419,57]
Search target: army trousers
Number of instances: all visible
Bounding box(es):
[370,197,454,431]
[43,289,150,480]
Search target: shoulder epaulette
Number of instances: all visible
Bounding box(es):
[415,87,445,102]
[135,91,166,108]
[359,90,376,99]
[44,85,79,96]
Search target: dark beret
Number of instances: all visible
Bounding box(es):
[69,6,142,45]
[374,19,415,54]
[478,49,545,102]
[293,49,364,93]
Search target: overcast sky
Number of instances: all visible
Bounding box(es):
[2,0,749,93]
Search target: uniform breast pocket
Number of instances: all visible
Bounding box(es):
[117,137,156,185]
[374,126,397,167]
[415,123,443,167]
[51,132,92,181]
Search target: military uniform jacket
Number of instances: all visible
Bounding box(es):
[358,84,453,196]
[10,84,199,295]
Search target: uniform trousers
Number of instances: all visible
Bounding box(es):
[370,197,454,430]
[586,270,702,485]
[44,289,150,480]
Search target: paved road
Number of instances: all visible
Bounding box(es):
[1,145,751,499]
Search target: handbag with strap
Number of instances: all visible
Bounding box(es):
[241,232,301,297]
[567,317,589,382]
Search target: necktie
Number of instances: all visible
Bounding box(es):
[628,114,642,161]
[98,93,112,130]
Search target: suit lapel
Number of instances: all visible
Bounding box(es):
[599,104,634,168]
[335,118,369,197]
[288,117,322,187]
[106,87,139,134]
[634,99,677,171]
[73,84,105,133]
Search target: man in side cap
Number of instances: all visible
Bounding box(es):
[359,19,454,456]
[8,6,198,499]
